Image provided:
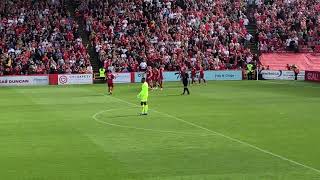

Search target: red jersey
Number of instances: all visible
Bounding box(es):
[147,69,153,80]
[191,67,197,77]
[159,67,164,79]
[107,73,115,84]
[199,67,204,76]
[153,69,159,80]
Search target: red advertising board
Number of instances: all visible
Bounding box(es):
[305,71,320,82]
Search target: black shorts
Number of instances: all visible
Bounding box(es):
[183,81,188,86]
[141,101,147,106]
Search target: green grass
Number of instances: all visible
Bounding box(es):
[1,81,320,180]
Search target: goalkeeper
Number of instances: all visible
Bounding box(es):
[137,78,149,115]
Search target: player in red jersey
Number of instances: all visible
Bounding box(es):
[191,66,197,84]
[198,65,206,84]
[146,66,153,88]
[152,67,159,89]
[158,65,164,90]
[106,70,115,95]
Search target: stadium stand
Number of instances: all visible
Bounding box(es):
[0,0,92,76]
[254,0,320,53]
[1,0,319,76]
[78,0,256,72]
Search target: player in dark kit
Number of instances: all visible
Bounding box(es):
[106,70,115,95]
[181,71,190,95]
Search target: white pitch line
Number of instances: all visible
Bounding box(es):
[101,94,320,175]
[92,108,211,136]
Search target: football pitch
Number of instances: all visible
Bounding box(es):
[1,81,320,180]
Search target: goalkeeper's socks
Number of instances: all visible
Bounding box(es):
[141,105,145,114]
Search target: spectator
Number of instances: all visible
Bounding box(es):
[140,61,147,71]
[78,0,255,72]
[0,0,91,76]
[254,0,320,52]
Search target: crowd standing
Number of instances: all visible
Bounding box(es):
[1,0,319,76]
[0,0,92,76]
[253,0,320,52]
[78,0,257,72]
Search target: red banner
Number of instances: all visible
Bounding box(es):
[260,53,320,71]
[305,71,320,82]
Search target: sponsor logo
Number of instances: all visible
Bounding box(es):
[214,73,236,78]
[307,73,319,81]
[261,70,282,77]
[33,78,48,83]
[59,75,68,84]
[207,71,243,80]
[0,76,49,86]
[9,80,29,83]
[113,73,131,83]
[305,71,320,82]
[0,79,29,84]
[260,70,305,80]
[57,74,93,85]
[137,73,144,78]
[68,75,91,79]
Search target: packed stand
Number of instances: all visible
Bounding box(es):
[78,0,256,72]
[0,0,92,76]
[254,0,320,53]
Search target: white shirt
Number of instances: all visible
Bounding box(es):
[96,44,102,52]
[87,66,93,74]
[286,39,292,46]
[121,53,127,59]
[108,66,115,73]
[246,34,253,41]
[140,62,147,70]
[244,18,249,26]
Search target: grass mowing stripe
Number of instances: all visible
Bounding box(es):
[258,80,320,88]
[100,93,320,175]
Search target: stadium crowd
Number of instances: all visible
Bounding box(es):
[78,0,257,72]
[254,0,320,52]
[1,0,319,76]
[0,0,92,76]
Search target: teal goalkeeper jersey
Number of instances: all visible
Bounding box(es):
[138,82,149,102]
